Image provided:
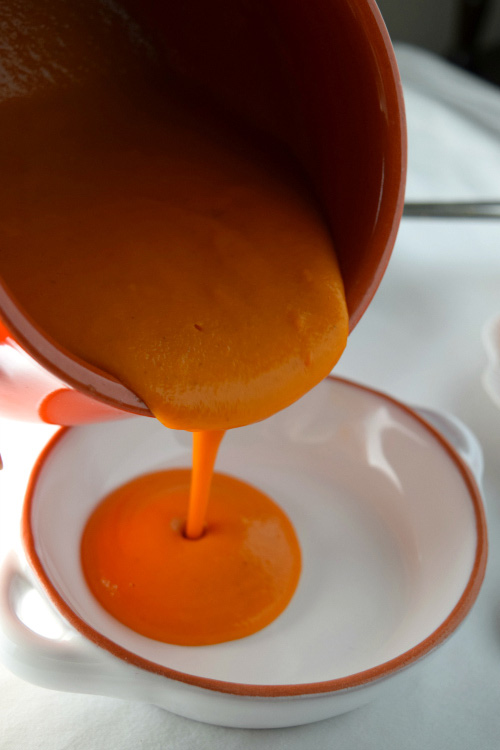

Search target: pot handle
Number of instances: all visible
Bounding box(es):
[0,550,136,697]
[415,407,484,486]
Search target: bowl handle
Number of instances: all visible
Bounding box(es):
[0,550,139,698]
[415,407,484,485]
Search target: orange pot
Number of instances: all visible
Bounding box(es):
[0,0,406,424]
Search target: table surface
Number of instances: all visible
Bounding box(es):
[1,44,500,749]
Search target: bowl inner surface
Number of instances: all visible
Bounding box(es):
[27,378,481,686]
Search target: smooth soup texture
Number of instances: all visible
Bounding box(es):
[0,4,348,645]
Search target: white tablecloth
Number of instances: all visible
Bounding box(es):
[1,43,500,749]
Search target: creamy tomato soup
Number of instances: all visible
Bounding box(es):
[0,4,348,644]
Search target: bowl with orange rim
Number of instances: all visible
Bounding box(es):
[0,377,487,728]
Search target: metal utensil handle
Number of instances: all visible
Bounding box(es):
[403,201,500,219]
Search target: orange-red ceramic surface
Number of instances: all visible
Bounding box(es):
[0,0,406,424]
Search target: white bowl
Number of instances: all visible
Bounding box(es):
[482,313,500,408]
[0,377,487,728]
